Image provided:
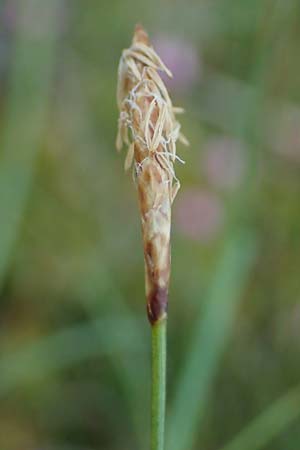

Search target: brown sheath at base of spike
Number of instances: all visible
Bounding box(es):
[147,286,168,325]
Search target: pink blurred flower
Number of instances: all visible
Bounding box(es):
[153,34,201,92]
[202,136,245,190]
[1,1,17,31]
[174,189,224,242]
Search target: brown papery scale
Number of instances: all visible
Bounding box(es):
[116,25,188,325]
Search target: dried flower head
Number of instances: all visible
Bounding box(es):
[116,25,188,324]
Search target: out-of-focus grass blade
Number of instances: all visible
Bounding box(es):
[0,315,145,397]
[0,0,62,288]
[219,384,300,450]
[167,232,256,450]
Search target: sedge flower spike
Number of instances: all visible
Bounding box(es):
[116,25,188,325]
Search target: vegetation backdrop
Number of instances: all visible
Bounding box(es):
[0,0,300,449]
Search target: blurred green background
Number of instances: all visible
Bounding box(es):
[1,0,300,449]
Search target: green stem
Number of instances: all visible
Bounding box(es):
[151,318,167,450]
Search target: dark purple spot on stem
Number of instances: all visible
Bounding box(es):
[147,286,168,325]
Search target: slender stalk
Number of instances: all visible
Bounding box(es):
[151,318,167,450]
